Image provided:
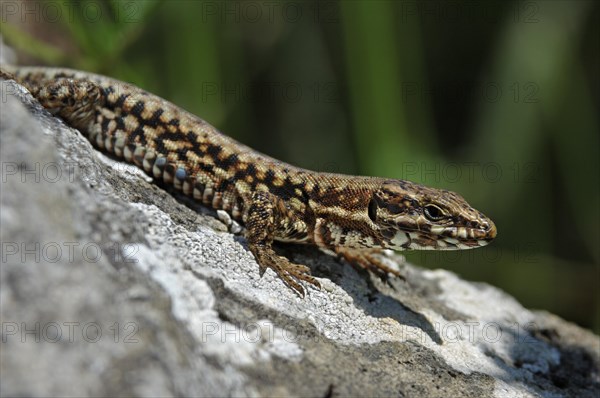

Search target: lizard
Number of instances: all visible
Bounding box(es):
[0,66,497,297]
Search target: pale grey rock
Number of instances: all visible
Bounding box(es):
[0,35,17,65]
[1,78,598,397]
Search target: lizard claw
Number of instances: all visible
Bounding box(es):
[250,244,320,297]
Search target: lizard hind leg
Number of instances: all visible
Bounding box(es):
[18,76,104,131]
[245,191,321,297]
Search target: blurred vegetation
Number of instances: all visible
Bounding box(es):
[1,0,598,332]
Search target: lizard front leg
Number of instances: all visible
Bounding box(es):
[334,247,405,281]
[245,191,321,297]
[312,218,405,281]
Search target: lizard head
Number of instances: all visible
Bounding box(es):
[369,179,497,250]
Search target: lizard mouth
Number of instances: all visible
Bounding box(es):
[436,221,497,250]
[388,221,497,250]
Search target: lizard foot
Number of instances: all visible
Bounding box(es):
[250,244,321,297]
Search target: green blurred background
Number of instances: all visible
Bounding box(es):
[2,0,598,332]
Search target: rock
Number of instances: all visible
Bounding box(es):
[1,78,598,397]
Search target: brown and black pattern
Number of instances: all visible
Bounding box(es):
[1,66,497,297]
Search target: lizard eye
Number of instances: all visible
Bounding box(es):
[368,198,378,222]
[423,204,446,222]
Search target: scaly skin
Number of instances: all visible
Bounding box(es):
[0,66,497,296]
